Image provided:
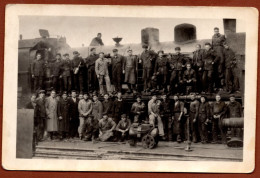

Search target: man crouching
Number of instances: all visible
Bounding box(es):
[98,114,116,141]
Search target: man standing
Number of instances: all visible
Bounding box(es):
[92,93,103,121]
[68,90,79,138]
[61,53,72,92]
[131,95,146,123]
[201,43,218,93]
[51,53,63,92]
[31,53,45,92]
[123,49,137,93]
[183,63,197,94]
[78,93,93,140]
[169,47,186,95]
[85,48,99,93]
[34,90,46,142]
[95,52,112,96]
[111,49,124,94]
[212,94,227,144]
[154,50,168,93]
[45,90,59,140]
[170,95,184,142]
[212,27,226,90]
[72,51,85,92]
[198,96,211,143]
[226,94,243,138]
[188,93,199,143]
[160,94,171,140]
[57,91,71,140]
[223,43,239,93]
[98,114,116,141]
[113,92,126,124]
[192,44,204,93]
[102,93,114,116]
[140,44,157,92]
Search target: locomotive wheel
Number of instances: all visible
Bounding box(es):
[142,135,156,149]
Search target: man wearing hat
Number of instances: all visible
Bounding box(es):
[95,52,112,96]
[123,49,138,93]
[78,92,93,140]
[98,114,116,141]
[131,95,146,123]
[85,48,99,93]
[51,53,63,93]
[111,48,124,93]
[140,44,157,92]
[57,91,71,140]
[154,50,168,93]
[31,53,45,92]
[212,27,226,90]
[223,43,239,93]
[226,94,243,138]
[34,90,46,142]
[168,47,186,95]
[72,51,85,92]
[61,53,72,92]
[183,63,197,94]
[201,43,218,93]
[115,114,131,142]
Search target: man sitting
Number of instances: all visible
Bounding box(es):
[115,114,131,142]
[98,114,116,142]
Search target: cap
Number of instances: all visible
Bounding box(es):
[71,90,76,93]
[112,49,118,52]
[205,42,211,46]
[158,50,164,54]
[73,51,79,55]
[63,53,69,56]
[127,49,132,52]
[136,95,142,99]
[121,114,127,118]
[142,44,148,49]
[214,27,219,30]
[175,47,181,51]
[229,94,235,98]
[38,90,45,94]
[62,91,67,95]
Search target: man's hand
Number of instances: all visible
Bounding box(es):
[32,74,35,78]
[59,75,62,79]
[178,117,181,121]
[122,70,125,74]
[59,116,63,120]
[97,74,100,79]
[199,67,202,71]
[193,119,196,123]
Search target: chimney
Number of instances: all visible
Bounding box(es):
[223,19,236,35]
[141,27,159,45]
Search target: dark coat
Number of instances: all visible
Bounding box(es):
[202,49,218,71]
[192,49,204,68]
[111,54,124,73]
[34,98,46,118]
[102,100,114,115]
[212,33,226,47]
[198,102,211,122]
[223,48,236,68]
[154,56,168,75]
[183,69,197,83]
[226,101,243,118]
[72,56,85,75]
[86,54,99,68]
[31,59,45,77]
[68,97,79,119]
[113,99,126,116]
[61,60,72,77]
[140,50,157,69]
[168,53,186,71]
[57,98,71,132]
[51,60,63,77]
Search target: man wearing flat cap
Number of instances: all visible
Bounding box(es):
[31,53,45,92]
[123,49,138,93]
[154,50,168,93]
[72,51,85,92]
[140,44,157,92]
[51,53,63,93]
[111,48,124,94]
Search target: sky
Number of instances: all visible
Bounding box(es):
[19,16,245,47]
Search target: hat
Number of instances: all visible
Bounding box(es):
[175,47,181,51]
[56,53,61,56]
[112,49,118,52]
[121,114,127,118]
[62,91,67,95]
[83,92,89,95]
[63,53,69,56]
[142,44,148,49]
[229,94,235,98]
[73,51,79,55]
[136,95,142,99]
[79,91,84,95]
[158,50,164,54]
[127,49,132,52]
[205,42,211,46]
[38,90,45,94]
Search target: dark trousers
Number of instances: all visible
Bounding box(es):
[73,74,84,92]
[112,69,122,92]
[115,130,129,141]
[202,70,213,93]
[143,68,153,90]
[184,81,196,94]
[63,76,72,92]
[198,118,208,142]
[34,76,43,92]
[225,68,239,92]
[34,117,45,141]
[69,117,79,138]
[113,113,121,124]
[187,112,198,142]
[195,68,203,93]
[88,66,98,92]
[85,118,99,140]
[212,116,226,143]
[52,76,62,92]
[157,74,167,90]
[170,70,182,94]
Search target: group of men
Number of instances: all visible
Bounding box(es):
[28,87,243,144]
[31,27,240,96]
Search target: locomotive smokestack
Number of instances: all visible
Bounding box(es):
[141,27,159,45]
[223,19,236,35]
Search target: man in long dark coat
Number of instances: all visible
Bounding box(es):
[31,53,45,92]
[123,49,137,93]
[61,53,72,92]
[72,51,85,92]
[57,91,71,140]
[192,44,204,93]
[154,50,168,93]
[111,49,124,94]
[68,90,79,138]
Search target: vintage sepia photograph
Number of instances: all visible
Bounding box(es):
[2,5,258,172]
